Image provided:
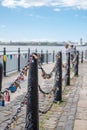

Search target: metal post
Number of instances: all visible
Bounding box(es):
[81,51,83,63]
[0,62,3,91]
[25,54,39,130]
[46,50,48,64]
[65,52,70,86]
[28,48,30,61]
[85,50,87,59]
[53,52,62,103]
[78,51,79,64]
[74,51,79,76]
[41,50,43,64]
[3,48,6,76]
[18,48,20,72]
[53,50,55,63]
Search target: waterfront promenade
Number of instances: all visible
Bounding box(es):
[0,61,87,130]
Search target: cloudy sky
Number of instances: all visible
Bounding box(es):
[0,0,87,42]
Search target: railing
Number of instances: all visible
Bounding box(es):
[0,49,84,130]
[0,48,57,76]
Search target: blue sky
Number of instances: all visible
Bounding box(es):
[0,0,87,42]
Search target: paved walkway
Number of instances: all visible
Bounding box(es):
[0,62,87,130]
[73,62,87,130]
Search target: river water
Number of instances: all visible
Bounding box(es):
[0,45,87,53]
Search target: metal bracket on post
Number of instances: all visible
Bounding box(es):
[53,51,62,103]
[25,53,39,130]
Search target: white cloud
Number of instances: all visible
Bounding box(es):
[54,8,61,12]
[1,0,87,10]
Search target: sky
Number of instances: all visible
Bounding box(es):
[0,0,87,43]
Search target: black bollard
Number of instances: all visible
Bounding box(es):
[85,50,87,59]
[78,51,79,64]
[74,51,79,76]
[40,50,43,64]
[53,52,62,102]
[81,51,83,63]
[0,62,3,91]
[46,50,48,64]
[25,53,39,130]
[18,48,20,72]
[28,48,30,60]
[3,48,6,76]
[65,52,70,86]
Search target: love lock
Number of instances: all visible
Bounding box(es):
[19,74,24,81]
[4,91,10,102]
[14,80,20,89]
[27,64,30,69]
[24,68,27,76]
[9,84,17,93]
[0,92,5,106]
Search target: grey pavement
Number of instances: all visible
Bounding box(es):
[0,62,86,130]
[73,62,87,130]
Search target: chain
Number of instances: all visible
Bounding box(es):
[38,62,57,79]
[3,92,28,130]
[1,61,30,95]
[39,102,54,114]
[38,85,53,95]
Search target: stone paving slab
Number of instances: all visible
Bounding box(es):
[74,120,87,130]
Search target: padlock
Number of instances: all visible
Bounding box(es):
[19,74,24,81]
[48,95,51,98]
[41,71,45,77]
[0,93,5,106]
[11,121,15,129]
[9,84,17,93]
[4,91,10,102]
[14,80,20,88]
[24,68,27,76]
[14,115,18,124]
[27,64,30,69]
[42,93,46,97]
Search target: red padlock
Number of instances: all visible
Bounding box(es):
[19,75,24,81]
[4,91,10,102]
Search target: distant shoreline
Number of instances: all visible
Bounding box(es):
[0,44,86,46]
[0,43,64,46]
